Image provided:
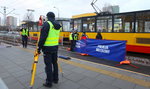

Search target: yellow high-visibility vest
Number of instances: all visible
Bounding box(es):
[44,21,60,46]
[22,29,29,36]
[69,33,78,40]
[69,33,73,40]
[74,34,78,40]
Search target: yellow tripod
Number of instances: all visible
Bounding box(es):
[29,43,63,89]
[29,49,39,89]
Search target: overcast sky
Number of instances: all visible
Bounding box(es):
[0,0,150,23]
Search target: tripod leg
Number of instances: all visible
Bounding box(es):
[31,62,34,73]
[58,62,63,77]
[58,62,64,83]
[115,64,122,66]
[30,53,39,88]
[29,30,41,88]
[30,63,37,88]
[129,64,139,68]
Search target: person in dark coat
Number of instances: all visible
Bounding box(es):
[38,12,61,88]
[96,32,103,39]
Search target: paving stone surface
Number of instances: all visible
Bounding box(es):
[0,45,149,89]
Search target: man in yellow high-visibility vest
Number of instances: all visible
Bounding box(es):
[69,29,79,51]
[21,27,29,48]
[38,12,61,88]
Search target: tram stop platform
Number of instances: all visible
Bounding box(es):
[0,43,150,89]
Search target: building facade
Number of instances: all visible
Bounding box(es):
[6,16,17,29]
[0,17,1,26]
[102,5,120,14]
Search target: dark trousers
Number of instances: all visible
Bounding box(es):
[22,36,28,48]
[43,52,58,84]
[70,40,76,51]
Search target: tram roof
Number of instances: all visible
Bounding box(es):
[72,9,150,19]
[72,13,97,19]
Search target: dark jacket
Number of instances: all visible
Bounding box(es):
[38,17,61,53]
[96,33,102,39]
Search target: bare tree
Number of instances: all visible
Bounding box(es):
[22,9,35,31]
[23,12,34,21]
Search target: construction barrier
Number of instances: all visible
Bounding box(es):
[75,39,126,62]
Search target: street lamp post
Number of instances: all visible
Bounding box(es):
[53,6,59,19]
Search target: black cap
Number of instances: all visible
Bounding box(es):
[46,12,55,18]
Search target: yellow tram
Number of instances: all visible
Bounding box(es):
[29,10,150,54]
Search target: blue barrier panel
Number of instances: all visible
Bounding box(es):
[75,40,87,53]
[75,39,126,62]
